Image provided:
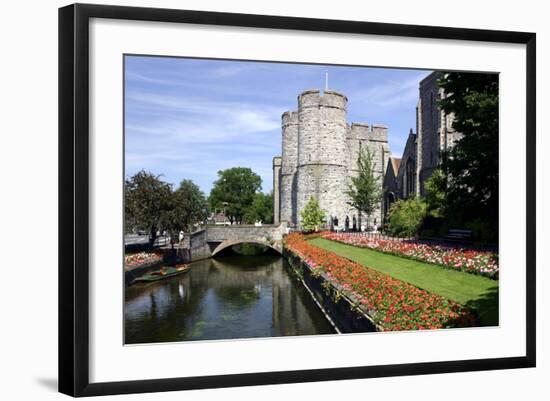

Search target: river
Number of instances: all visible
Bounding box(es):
[124,252,336,344]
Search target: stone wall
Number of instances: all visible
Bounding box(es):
[415,98,423,194]
[280,111,299,225]
[186,229,211,261]
[205,223,286,243]
[396,131,418,199]
[416,72,463,196]
[381,71,463,227]
[296,89,349,228]
[272,156,282,224]
[205,223,286,255]
[418,72,441,196]
[382,157,400,220]
[284,249,379,333]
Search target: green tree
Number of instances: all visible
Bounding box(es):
[424,168,447,218]
[162,179,208,246]
[300,197,326,233]
[244,192,274,224]
[208,167,262,224]
[438,72,499,232]
[345,147,383,227]
[125,170,172,245]
[387,198,427,237]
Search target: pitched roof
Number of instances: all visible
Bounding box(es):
[390,157,401,176]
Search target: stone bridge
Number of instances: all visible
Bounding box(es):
[205,223,288,256]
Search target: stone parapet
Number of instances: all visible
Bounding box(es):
[320,90,348,109]
[370,124,389,142]
[349,122,370,140]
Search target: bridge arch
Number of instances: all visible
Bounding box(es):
[211,239,282,256]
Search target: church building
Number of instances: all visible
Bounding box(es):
[382,71,461,224]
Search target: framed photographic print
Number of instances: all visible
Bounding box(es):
[58,3,536,397]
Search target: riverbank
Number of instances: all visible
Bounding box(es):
[284,233,478,331]
[284,248,380,333]
[310,237,498,326]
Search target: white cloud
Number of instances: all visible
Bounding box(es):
[211,64,254,77]
[348,72,430,109]
[125,90,282,192]
[125,71,173,85]
[129,91,279,124]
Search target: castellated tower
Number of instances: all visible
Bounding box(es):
[296,89,349,228]
[280,111,299,225]
[275,88,390,230]
[347,123,391,227]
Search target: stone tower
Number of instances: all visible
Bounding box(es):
[272,156,282,224]
[347,122,391,227]
[280,111,298,225]
[296,89,349,228]
[275,88,390,230]
[416,72,461,196]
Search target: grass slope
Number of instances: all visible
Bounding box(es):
[309,237,498,326]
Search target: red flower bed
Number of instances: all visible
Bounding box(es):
[285,233,477,331]
[124,252,161,268]
[324,232,499,279]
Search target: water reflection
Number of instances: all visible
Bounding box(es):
[125,254,335,344]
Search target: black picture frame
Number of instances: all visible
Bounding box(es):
[58,3,536,397]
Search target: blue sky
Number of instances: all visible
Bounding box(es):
[125,55,431,195]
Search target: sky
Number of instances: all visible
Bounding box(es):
[125,55,431,195]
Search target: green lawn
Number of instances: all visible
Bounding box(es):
[309,237,499,326]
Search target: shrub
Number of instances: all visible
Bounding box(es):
[387,198,427,237]
[465,218,497,245]
[424,168,447,218]
[420,229,435,239]
[420,215,447,239]
[300,197,326,233]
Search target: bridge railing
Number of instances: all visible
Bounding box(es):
[204,224,286,243]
